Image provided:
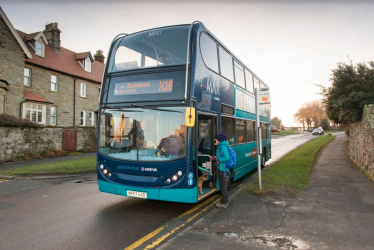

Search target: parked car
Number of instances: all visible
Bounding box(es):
[312,128,324,135]
[271,127,280,132]
[308,128,314,132]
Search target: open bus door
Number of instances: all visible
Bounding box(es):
[196,113,217,200]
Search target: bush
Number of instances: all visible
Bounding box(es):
[42,150,56,158]
[55,150,67,157]
[0,114,40,128]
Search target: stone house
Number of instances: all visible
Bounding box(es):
[0,7,105,127]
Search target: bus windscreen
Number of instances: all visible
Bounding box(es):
[108,26,189,72]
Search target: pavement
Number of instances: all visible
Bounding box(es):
[158,133,374,250]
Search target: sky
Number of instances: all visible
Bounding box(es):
[2,0,374,127]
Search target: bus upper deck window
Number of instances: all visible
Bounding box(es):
[109,26,189,73]
[200,33,219,73]
[219,47,234,82]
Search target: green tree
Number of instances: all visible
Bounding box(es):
[322,62,374,123]
[320,118,330,131]
[271,116,282,129]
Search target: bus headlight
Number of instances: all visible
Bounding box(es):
[163,168,186,186]
[98,162,113,180]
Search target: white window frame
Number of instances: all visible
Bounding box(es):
[84,57,91,73]
[81,83,86,97]
[24,68,31,86]
[80,110,86,126]
[89,111,95,126]
[22,102,46,124]
[51,75,58,92]
[35,40,44,57]
[50,106,57,125]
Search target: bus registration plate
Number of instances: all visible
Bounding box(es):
[127,190,147,199]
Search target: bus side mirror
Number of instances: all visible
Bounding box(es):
[185,107,195,127]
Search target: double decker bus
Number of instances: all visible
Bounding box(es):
[97,21,271,203]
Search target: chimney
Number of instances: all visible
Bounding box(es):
[94,50,105,63]
[44,23,61,52]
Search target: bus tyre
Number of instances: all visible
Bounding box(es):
[261,149,266,169]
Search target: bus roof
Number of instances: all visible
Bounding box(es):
[111,22,269,89]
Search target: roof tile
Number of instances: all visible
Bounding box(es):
[17,30,104,83]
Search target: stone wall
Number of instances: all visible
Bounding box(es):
[349,105,374,179]
[0,126,96,163]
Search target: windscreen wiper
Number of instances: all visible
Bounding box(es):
[102,105,143,112]
[131,103,182,113]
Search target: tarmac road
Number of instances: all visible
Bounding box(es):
[0,131,324,250]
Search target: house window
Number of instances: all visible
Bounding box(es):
[24,68,31,86]
[51,75,58,91]
[50,106,56,125]
[89,112,95,126]
[84,57,91,72]
[23,103,46,124]
[80,111,86,126]
[81,83,86,97]
[36,40,44,57]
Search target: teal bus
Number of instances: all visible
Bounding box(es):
[97,21,271,203]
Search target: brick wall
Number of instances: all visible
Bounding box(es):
[0,15,25,117]
[0,126,96,163]
[349,104,374,179]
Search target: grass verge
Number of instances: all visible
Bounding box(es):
[0,156,96,176]
[271,130,299,136]
[245,135,335,197]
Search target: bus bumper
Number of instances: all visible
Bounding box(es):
[98,180,198,203]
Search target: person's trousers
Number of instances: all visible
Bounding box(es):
[218,170,229,204]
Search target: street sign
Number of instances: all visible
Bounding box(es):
[259,89,270,105]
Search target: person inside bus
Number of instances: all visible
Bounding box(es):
[214,133,230,208]
[128,120,145,149]
[157,129,186,158]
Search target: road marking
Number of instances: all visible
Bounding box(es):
[124,194,220,250]
[187,197,220,222]
[124,226,164,250]
[144,224,185,249]
[178,194,218,218]
[0,179,9,183]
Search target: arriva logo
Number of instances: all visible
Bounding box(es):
[141,167,158,172]
[206,78,220,95]
[245,152,252,157]
[148,31,163,37]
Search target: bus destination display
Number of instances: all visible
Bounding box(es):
[114,79,173,95]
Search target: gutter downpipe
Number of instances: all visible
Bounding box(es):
[73,78,77,126]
